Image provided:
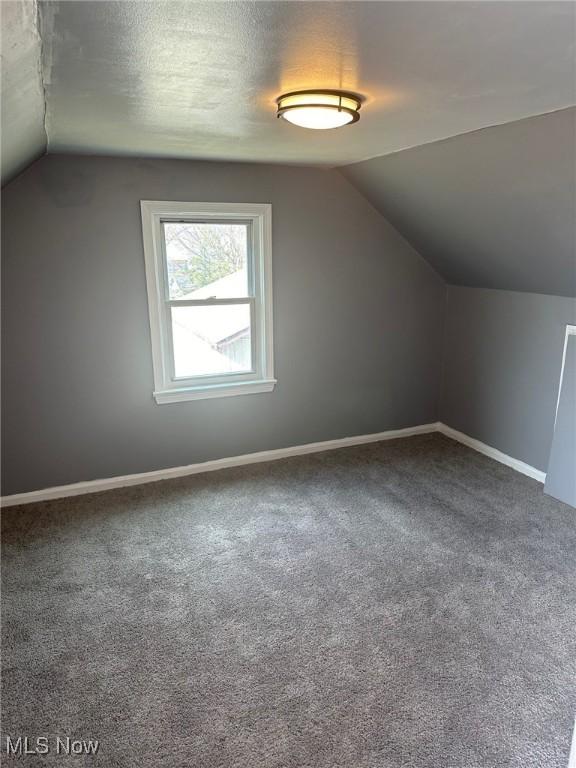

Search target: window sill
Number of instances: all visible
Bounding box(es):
[153,378,277,404]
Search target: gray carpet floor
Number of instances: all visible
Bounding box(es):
[2,433,575,768]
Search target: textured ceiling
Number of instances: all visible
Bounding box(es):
[37,0,576,166]
[341,108,576,298]
[0,0,47,184]
[1,1,574,297]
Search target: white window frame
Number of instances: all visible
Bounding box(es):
[140,201,275,404]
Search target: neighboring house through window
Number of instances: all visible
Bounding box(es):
[140,201,275,403]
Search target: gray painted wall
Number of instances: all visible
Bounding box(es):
[544,334,576,507]
[1,154,445,495]
[441,286,576,472]
[341,108,576,298]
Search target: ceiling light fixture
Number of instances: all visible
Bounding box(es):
[276,90,362,130]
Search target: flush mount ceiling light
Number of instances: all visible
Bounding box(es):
[276,90,362,130]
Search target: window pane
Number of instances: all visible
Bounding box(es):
[171,304,252,378]
[163,222,249,299]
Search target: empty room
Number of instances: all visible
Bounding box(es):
[1,1,575,766]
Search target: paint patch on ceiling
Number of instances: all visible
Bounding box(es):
[1,0,47,184]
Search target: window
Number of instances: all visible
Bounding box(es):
[140,201,275,403]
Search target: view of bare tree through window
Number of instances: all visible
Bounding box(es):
[164,222,248,298]
[162,222,252,377]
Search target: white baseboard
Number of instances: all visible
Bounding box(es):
[1,421,547,508]
[437,423,546,483]
[0,423,438,508]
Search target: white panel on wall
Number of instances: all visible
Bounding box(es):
[544,326,576,508]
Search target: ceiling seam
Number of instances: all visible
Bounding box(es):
[335,166,447,287]
[34,0,49,153]
[335,104,576,169]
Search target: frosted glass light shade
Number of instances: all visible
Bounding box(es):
[276,90,361,130]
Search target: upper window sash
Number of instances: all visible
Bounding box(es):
[160,218,255,302]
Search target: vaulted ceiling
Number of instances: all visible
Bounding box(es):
[1,1,575,296]
[341,107,576,298]
[3,0,575,176]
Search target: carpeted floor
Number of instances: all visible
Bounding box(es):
[2,433,575,767]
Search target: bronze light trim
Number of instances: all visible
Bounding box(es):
[276,90,362,128]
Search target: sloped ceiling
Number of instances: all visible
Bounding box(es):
[22,0,576,166]
[1,2,575,297]
[341,108,576,298]
[0,0,47,184]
